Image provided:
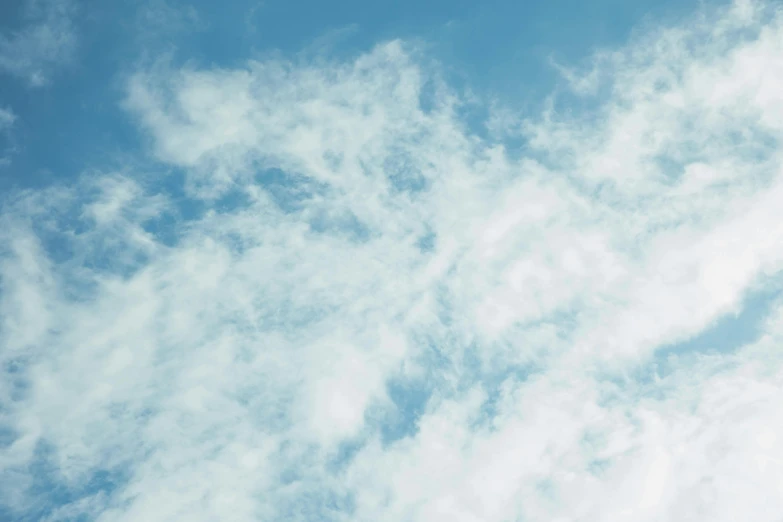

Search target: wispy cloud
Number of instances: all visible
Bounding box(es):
[131,0,204,48]
[0,107,15,130]
[0,0,77,86]
[0,106,17,165]
[2,0,783,520]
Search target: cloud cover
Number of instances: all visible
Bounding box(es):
[2,0,783,520]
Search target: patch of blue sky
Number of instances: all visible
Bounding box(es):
[415,227,436,254]
[273,487,355,522]
[0,439,126,522]
[378,375,435,445]
[382,150,431,195]
[1,354,32,405]
[1,7,135,191]
[357,349,444,449]
[648,287,781,374]
[307,207,372,243]
[326,437,365,475]
[462,340,546,430]
[371,328,546,446]
[601,282,783,405]
[254,167,324,214]
[6,191,151,277]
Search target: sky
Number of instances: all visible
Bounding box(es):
[1,0,783,520]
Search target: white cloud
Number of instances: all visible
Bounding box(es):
[0,106,16,166]
[0,107,15,130]
[346,327,783,521]
[0,0,77,86]
[2,0,783,520]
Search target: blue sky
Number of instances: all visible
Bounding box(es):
[3,0,783,521]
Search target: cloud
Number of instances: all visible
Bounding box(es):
[0,107,15,130]
[0,106,17,166]
[2,0,783,520]
[0,0,77,86]
[131,0,204,48]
